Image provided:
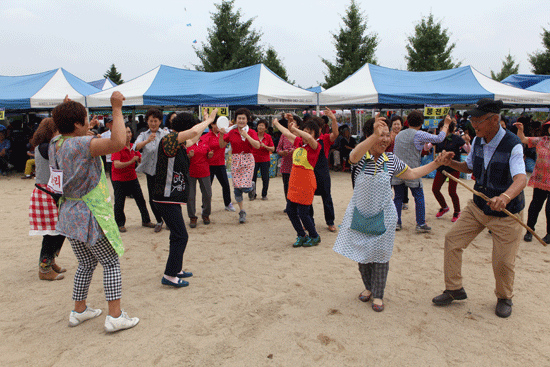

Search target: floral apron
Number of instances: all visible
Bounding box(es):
[231,152,255,189]
[53,136,124,256]
[333,156,397,263]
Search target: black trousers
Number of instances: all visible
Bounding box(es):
[39,235,65,270]
[527,187,550,234]
[112,179,151,227]
[156,203,189,277]
[252,161,270,198]
[146,174,163,224]
[282,173,290,199]
[210,165,232,206]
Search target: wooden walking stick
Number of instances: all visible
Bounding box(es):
[442,170,546,247]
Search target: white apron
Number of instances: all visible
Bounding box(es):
[333,158,397,263]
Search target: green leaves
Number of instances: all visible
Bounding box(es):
[529,26,550,75]
[491,54,519,81]
[322,0,378,88]
[103,64,123,85]
[405,13,460,72]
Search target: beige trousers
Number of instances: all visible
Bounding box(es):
[444,200,523,299]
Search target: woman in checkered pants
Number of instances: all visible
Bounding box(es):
[28,118,66,281]
[50,93,139,332]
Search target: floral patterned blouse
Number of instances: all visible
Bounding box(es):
[527,136,550,191]
[49,136,104,245]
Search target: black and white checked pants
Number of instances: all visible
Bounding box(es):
[69,236,122,302]
[358,262,390,299]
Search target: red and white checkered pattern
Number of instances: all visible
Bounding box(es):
[29,185,58,232]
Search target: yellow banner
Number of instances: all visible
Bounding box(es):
[0,109,4,120]
[424,105,450,117]
[201,105,229,117]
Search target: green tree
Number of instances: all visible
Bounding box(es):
[194,0,263,71]
[405,13,460,71]
[529,26,550,74]
[262,46,293,83]
[103,64,123,85]
[321,0,378,88]
[491,53,519,81]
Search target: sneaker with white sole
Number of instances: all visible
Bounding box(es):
[104,310,139,333]
[68,306,102,327]
[415,223,432,233]
[225,203,237,212]
[238,210,247,224]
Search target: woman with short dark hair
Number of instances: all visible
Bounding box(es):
[50,93,139,332]
[251,119,274,200]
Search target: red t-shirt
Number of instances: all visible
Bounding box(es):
[293,136,321,169]
[252,133,274,163]
[202,131,225,166]
[318,133,333,159]
[223,128,259,154]
[186,139,210,178]
[111,144,141,182]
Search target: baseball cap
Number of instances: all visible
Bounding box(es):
[466,99,503,118]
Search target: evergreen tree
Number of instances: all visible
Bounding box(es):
[194,0,263,71]
[321,0,378,89]
[262,46,292,83]
[491,53,519,81]
[405,13,460,71]
[103,64,123,85]
[529,26,550,74]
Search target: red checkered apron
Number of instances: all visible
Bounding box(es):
[29,184,59,234]
[231,153,254,188]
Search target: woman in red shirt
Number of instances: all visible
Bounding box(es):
[111,125,155,232]
[251,119,274,200]
[186,131,212,228]
[203,118,235,212]
[273,115,322,248]
[219,108,260,224]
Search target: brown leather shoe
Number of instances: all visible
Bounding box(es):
[328,225,337,232]
[202,215,210,225]
[118,226,127,233]
[39,269,64,281]
[142,222,156,228]
[190,217,198,228]
[52,263,66,273]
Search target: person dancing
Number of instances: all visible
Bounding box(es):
[51,93,139,332]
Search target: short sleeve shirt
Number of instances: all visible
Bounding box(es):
[293,137,321,170]
[187,139,210,178]
[223,128,258,154]
[352,151,408,182]
[252,133,274,162]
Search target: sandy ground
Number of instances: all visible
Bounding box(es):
[1,171,550,367]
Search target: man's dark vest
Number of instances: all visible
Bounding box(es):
[472,130,524,217]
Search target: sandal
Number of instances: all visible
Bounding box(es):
[372,302,385,312]
[358,291,371,302]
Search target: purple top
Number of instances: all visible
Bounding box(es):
[49,136,104,245]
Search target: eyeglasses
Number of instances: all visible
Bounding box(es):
[470,114,496,126]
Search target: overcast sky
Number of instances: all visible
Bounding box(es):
[1,0,549,88]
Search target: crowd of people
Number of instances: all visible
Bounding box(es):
[11,93,550,334]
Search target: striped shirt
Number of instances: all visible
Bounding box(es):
[352,151,408,181]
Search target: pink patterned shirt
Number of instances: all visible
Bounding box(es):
[527,136,550,191]
[276,134,295,174]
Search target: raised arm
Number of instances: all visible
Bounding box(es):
[289,123,318,150]
[399,151,455,180]
[177,108,217,145]
[272,118,296,144]
[512,122,529,145]
[324,107,339,142]
[349,114,386,164]
[90,92,126,157]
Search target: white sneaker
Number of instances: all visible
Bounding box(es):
[68,306,102,327]
[104,310,139,333]
[225,203,236,212]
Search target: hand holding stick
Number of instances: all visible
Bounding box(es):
[442,170,546,247]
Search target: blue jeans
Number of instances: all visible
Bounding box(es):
[286,201,318,238]
[393,184,426,226]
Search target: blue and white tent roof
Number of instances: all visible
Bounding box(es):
[88,78,117,90]
[319,64,550,107]
[527,78,550,93]
[86,64,316,108]
[501,74,550,89]
[0,68,100,109]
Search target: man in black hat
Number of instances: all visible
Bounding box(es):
[431,98,527,318]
